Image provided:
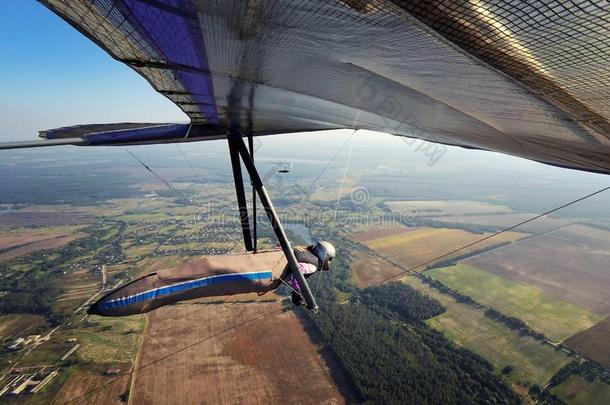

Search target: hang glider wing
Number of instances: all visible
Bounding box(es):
[2,1,609,174]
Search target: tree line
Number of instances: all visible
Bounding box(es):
[304,280,520,404]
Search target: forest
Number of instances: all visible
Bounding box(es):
[305,276,520,404]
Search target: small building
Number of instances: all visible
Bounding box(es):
[21,335,41,346]
[31,370,59,394]
[7,338,24,351]
[60,344,80,361]
[10,374,36,395]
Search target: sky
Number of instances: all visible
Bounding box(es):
[0,1,187,142]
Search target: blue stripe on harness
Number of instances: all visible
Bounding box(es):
[101,271,273,310]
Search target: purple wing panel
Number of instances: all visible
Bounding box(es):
[116,0,218,124]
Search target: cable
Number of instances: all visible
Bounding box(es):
[315,132,356,298]
[126,149,194,205]
[358,185,610,287]
[305,130,357,194]
[175,143,200,180]
[127,147,246,256]
[333,135,355,226]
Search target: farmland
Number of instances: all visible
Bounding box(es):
[0,233,87,263]
[51,368,131,405]
[386,200,512,217]
[0,212,93,227]
[564,316,610,367]
[65,316,145,363]
[427,213,570,233]
[349,227,412,242]
[552,375,610,405]
[355,227,527,269]
[351,251,404,288]
[400,276,571,388]
[427,264,602,341]
[0,314,47,341]
[466,224,610,314]
[0,189,247,402]
[129,294,349,404]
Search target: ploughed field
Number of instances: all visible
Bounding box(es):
[465,224,610,314]
[52,369,132,405]
[0,233,87,263]
[130,294,348,405]
[351,251,405,288]
[564,316,610,367]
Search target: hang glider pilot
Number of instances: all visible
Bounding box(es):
[88,241,336,317]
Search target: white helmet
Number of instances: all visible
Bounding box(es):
[311,241,336,270]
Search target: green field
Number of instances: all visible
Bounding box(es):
[65,315,146,363]
[552,375,610,405]
[401,276,571,388]
[426,264,602,341]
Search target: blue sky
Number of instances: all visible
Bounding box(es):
[0,1,187,141]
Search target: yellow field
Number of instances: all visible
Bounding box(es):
[362,227,527,269]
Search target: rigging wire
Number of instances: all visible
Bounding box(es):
[315,130,357,298]
[175,143,200,180]
[127,147,250,256]
[348,185,610,288]
[70,179,609,402]
[305,130,357,194]
[332,134,355,226]
[126,149,195,206]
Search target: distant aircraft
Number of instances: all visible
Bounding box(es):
[1,1,609,310]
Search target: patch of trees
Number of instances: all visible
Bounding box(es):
[485,309,527,330]
[548,361,610,388]
[0,221,126,320]
[416,218,499,234]
[306,296,520,404]
[537,360,610,404]
[358,282,445,323]
[484,309,549,341]
[420,276,477,305]
[0,278,60,316]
